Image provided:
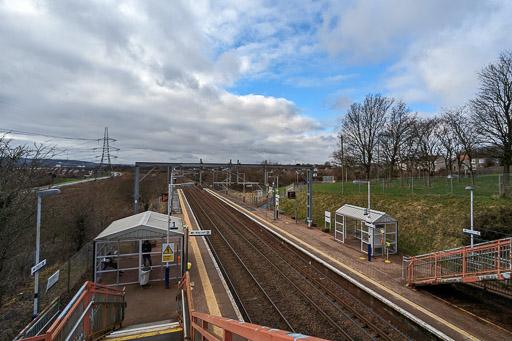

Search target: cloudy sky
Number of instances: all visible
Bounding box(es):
[1,0,511,164]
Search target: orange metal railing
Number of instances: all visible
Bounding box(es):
[408,237,512,286]
[19,281,125,341]
[177,272,326,341]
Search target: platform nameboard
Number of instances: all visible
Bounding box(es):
[463,228,481,236]
[190,230,212,236]
[46,270,60,291]
[31,259,46,275]
[162,243,174,262]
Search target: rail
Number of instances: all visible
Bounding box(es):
[177,272,326,341]
[17,281,125,341]
[15,298,60,340]
[408,237,512,286]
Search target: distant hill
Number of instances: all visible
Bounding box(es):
[45,159,98,168]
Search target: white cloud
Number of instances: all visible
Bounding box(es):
[318,0,512,107]
[0,0,334,164]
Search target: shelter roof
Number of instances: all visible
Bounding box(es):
[95,211,183,241]
[335,204,397,225]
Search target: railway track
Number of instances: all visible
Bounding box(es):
[183,185,410,341]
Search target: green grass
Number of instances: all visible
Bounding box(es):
[314,174,504,198]
[53,177,82,185]
[279,175,512,256]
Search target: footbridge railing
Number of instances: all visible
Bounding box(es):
[177,272,326,341]
[16,281,125,341]
[408,237,512,286]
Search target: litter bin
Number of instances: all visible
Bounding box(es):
[140,266,151,286]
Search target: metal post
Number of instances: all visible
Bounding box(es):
[470,188,474,247]
[307,168,313,227]
[264,161,267,187]
[134,166,140,214]
[184,226,189,275]
[276,176,279,219]
[465,186,474,247]
[166,179,172,288]
[34,189,60,317]
[367,181,371,220]
[34,195,41,317]
[340,135,344,195]
[273,179,276,220]
[450,176,453,194]
[199,159,203,185]
[295,194,298,224]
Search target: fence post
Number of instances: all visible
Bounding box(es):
[86,243,89,273]
[67,258,71,293]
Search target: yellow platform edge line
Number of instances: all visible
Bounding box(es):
[178,189,222,318]
[106,327,182,341]
[206,189,479,341]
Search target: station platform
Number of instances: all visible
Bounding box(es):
[181,188,512,341]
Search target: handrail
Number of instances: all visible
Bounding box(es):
[178,272,327,341]
[15,298,60,340]
[18,281,126,341]
[408,237,512,286]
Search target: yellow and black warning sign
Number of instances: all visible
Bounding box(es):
[162,243,174,262]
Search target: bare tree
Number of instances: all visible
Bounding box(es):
[380,100,416,181]
[341,94,392,180]
[414,117,440,187]
[0,136,55,303]
[471,50,512,196]
[443,106,480,185]
[435,116,457,176]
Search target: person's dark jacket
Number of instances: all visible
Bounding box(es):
[142,242,152,253]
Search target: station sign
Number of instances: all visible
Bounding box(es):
[190,230,212,236]
[31,259,47,275]
[324,211,331,224]
[162,243,175,262]
[463,228,481,236]
[46,270,60,291]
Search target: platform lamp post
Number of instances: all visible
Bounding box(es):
[353,180,372,260]
[465,186,474,247]
[34,188,60,318]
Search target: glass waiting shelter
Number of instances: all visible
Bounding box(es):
[93,211,184,286]
[334,204,398,256]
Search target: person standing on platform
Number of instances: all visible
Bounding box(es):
[142,240,152,267]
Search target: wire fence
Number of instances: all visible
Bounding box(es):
[0,241,93,340]
[316,173,508,197]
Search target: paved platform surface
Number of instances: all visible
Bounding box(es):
[113,187,511,340]
[210,189,512,341]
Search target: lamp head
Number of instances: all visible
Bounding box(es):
[465,186,473,191]
[36,189,61,197]
[353,180,368,184]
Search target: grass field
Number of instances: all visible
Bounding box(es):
[53,177,82,185]
[315,174,505,197]
[279,175,512,256]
